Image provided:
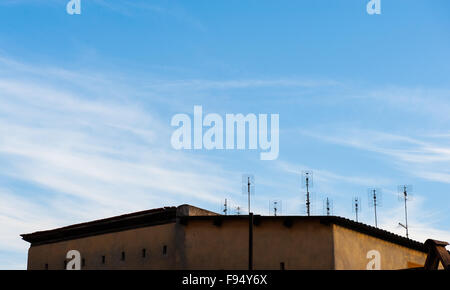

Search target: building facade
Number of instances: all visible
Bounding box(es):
[22,205,428,270]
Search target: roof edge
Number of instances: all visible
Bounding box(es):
[21,206,428,253]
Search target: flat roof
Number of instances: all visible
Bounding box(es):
[21,204,427,253]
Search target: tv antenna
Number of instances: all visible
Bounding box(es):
[398,185,413,238]
[270,200,282,216]
[368,188,382,228]
[235,205,242,215]
[323,197,333,216]
[301,170,313,216]
[352,197,362,222]
[242,174,255,214]
[222,198,228,215]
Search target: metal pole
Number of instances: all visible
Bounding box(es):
[404,187,409,238]
[373,190,378,228]
[248,177,251,214]
[247,177,253,270]
[249,212,253,270]
[306,177,310,216]
[326,198,330,216]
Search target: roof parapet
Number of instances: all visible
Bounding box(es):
[176,204,219,217]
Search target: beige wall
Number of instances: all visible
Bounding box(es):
[28,223,177,270]
[26,219,429,270]
[182,219,334,270]
[332,225,427,270]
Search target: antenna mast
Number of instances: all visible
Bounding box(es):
[223,198,228,215]
[247,177,251,214]
[242,174,255,214]
[270,200,282,216]
[353,197,361,222]
[398,185,413,239]
[368,188,382,228]
[323,197,333,216]
[326,198,330,216]
[372,189,378,227]
[302,171,313,216]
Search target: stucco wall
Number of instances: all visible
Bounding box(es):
[182,218,334,270]
[26,218,430,270]
[332,224,427,270]
[27,223,177,270]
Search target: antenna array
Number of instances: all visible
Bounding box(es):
[228,172,416,240]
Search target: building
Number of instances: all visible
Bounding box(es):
[21,204,431,270]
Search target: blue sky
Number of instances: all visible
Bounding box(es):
[0,0,450,269]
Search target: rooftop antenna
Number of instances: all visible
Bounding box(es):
[222,198,228,215]
[242,174,255,270]
[235,205,242,216]
[270,200,282,216]
[368,188,382,228]
[242,174,255,214]
[352,197,362,222]
[323,197,333,216]
[398,185,413,239]
[301,170,314,216]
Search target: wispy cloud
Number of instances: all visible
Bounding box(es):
[0,56,247,268]
[141,78,340,91]
[299,128,450,184]
[379,196,450,244]
[366,86,450,122]
[276,160,392,188]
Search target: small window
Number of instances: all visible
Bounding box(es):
[163,245,167,255]
[121,251,126,261]
[280,262,285,270]
[101,256,106,264]
[45,263,49,270]
[142,248,146,258]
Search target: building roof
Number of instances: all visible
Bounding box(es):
[21,206,178,246]
[21,204,427,253]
